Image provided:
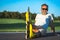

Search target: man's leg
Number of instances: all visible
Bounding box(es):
[32,25,42,37]
[39,29,47,36]
[34,29,46,37]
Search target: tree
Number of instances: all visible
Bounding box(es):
[58,16,60,21]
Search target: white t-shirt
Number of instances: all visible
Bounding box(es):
[35,13,53,29]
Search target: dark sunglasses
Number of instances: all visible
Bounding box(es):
[42,8,48,10]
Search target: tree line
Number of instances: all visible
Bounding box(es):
[0,10,60,21]
[0,10,36,20]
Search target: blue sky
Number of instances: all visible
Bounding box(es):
[0,0,60,17]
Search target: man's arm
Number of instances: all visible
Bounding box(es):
[50,20,55,33]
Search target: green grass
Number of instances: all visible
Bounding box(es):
[0,18,26,32]
[0,18,25,24]
[47,26,60,32]
[0,18,60,32]
[0,29,26,32]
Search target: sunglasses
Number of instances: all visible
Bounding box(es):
[42,8,48,10]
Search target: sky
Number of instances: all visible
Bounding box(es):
[0,0,60,17]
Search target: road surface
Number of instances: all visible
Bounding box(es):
[0,32,60,40]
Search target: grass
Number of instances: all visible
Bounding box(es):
[0,18,25,24]
[47,26,60,32]
[0,18,26,32]
[0,18,60,32]
[0,29,26,32]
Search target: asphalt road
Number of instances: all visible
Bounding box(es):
[0,32,60,40]
[0,32,25,40]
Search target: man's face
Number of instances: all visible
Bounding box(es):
[41,5,48,15]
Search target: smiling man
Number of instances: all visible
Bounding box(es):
[32,4,55,37]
